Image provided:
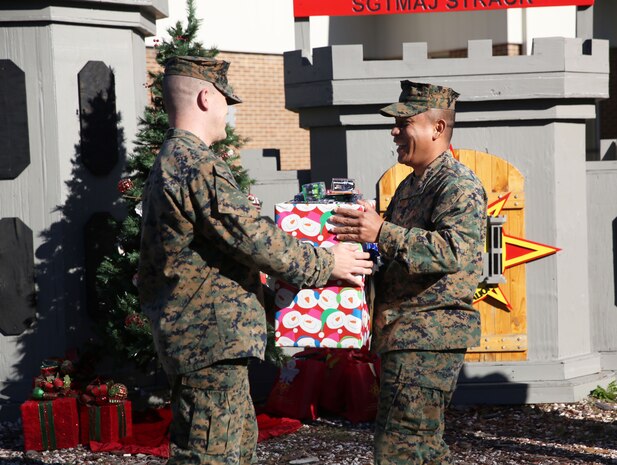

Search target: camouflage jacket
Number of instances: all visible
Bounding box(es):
[373,151,487,354]
[138,129,334,375]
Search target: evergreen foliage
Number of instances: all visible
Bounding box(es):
[93,0,280,370]
[590,381,617,402]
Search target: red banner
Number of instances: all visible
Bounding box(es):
[294,0,594,18]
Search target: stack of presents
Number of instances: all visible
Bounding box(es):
[264,179,382,423]
[20,358,134,452]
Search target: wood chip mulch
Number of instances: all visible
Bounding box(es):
[1,398,616,464]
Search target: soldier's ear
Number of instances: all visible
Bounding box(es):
[433,118,446,141]
[196,86,209,111]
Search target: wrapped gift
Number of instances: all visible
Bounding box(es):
[265,349,326,420]
[274,202,371,349]
[80,400,133,444]
[319,348,380,422]
[21,397,79,451]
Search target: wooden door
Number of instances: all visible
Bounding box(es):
[376,149,527,362]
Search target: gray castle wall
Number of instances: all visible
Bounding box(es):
[587,160,617,370]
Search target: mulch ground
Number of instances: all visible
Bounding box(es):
[1,398,616,464]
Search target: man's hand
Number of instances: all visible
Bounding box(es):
[331,200,384,243]
[330,243,373,287]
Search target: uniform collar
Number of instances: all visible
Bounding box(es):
[165,128,212,153]
[412,150,452,194]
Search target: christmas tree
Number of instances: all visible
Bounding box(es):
[93,0,285,370]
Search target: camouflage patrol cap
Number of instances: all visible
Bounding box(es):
[380,80,459,117]
[164,56,242,105]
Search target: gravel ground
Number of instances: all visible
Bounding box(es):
[1,398,616,464]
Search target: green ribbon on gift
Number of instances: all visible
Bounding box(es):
[37,401,57,450]
[117,403,126,438]
[89,406,101,441]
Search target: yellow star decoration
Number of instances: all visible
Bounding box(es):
[473,192,561,310]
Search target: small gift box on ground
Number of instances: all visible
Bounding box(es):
[79,400,133,444]
[273,202,371,349]
[21,397,80,451]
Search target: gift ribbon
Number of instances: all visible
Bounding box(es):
[37,401,57,450]
[89,406,102,441]
[117,403,126,438]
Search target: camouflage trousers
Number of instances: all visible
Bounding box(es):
[168,360,257,465]
[374,349,466,465]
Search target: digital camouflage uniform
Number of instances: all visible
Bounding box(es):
[373,81,487,465]
[138,57,335,465]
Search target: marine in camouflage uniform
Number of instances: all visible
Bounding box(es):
[333,81,487,464]
[138,56,337,465]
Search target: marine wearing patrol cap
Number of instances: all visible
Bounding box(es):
[380,80,459,117]
[164,55,242,105]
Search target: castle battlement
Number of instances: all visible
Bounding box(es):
[284,38,609,109]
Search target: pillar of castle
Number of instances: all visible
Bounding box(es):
[0,0,168,420]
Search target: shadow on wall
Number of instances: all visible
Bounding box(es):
[0,80,128,419]
[603,141,617,160]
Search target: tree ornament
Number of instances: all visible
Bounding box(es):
[247,193,262,211]
[125,314,145,328]
[109,383,128,403]
[221,148,234,161]
[117,178,134,194]
[32,387,44,400]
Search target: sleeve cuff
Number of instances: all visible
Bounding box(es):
[313,247,335,287]
[378,221,404,259]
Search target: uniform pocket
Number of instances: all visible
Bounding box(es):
[386,384,443,435]
[205,391,231,455]
[213,165,258,219]
[187,388,231,455]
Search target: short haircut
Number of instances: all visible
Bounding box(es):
[427,108,455,142]
[162,75,213,118]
